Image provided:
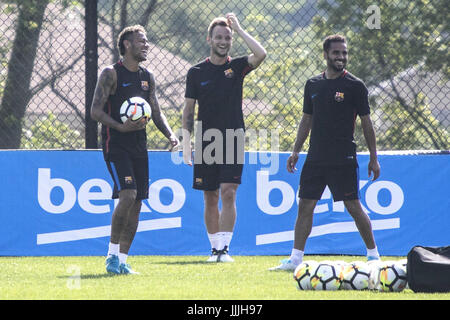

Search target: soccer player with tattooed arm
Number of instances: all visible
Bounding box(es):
[90,25,179,274]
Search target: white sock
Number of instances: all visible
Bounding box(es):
[207,232,221,250]
[218,232,233,251]
[107,242,119,257]
[290,248,304,265]
[367,246,380,258]
[118,252,128,264]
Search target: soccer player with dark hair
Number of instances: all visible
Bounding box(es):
[270,34,381,271]
[182,13,266,262]
[91,25,179,274]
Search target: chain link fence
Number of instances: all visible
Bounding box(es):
[0,0,448,151]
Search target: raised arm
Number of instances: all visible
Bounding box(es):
[226,13,267,69]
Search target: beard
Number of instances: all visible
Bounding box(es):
[328,58,346,72]
[134,52,147,62]
[130,46,147,62]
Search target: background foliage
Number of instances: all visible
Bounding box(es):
[0,0,448,151]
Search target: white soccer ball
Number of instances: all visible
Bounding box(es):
[293,261,318,290]
[378,261,408,292]
[366,259,385,290]
[310,261,343,291]
[397,259,409,289]
[341,261,372,290]
[119,96,151,123]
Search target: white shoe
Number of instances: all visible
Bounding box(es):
[218,253,234,263]
[269,258,298,271]
[206,249,219,262]
[217,246,234,263]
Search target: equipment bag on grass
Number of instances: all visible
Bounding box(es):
[407,246,450,293]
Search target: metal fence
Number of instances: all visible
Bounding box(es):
[0,0,448,151]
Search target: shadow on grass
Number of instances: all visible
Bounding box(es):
[57,273,119,280]
[150,260,216,266]
[80,273,121,279]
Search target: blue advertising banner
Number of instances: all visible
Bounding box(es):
[0,150,448,256]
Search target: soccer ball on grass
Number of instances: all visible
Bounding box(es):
[309,261,343,291]
[378,261,407,292]
[293,261,318,290]
[341,261,372,290]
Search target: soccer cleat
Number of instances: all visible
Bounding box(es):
[218,254,234,263]
[119,263,139,275]
[105,254,120,274]
[269,258,298,271]
[367,255,381,261]
[206,248,220,262]
[217,246,234,263]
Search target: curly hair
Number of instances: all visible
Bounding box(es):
[117,25,146,56]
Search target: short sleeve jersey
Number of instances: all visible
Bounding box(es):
[102,61,151,159]
[185,56,253,132]
[303,70,370,165]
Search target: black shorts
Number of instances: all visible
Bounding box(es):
[193,163,243,191]
[105,152,149,200]
[298,162,360,202]
[193,128,244,191]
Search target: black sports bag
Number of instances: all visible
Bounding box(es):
[407,245,450,293]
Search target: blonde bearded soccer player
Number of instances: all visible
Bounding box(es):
[182,13,266,262]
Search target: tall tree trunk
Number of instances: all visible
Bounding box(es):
[0,0,49,149]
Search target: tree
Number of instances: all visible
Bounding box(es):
[375,96,448,150]
[0,0,49,149]
[98,0,157,63]
[312,0,449,150]
[21,112,84,149]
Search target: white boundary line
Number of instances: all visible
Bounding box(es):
[255,218,400,245]
[36,217,182,245]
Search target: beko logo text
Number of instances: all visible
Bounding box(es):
[256,170,404,215]
[37,168,185,214]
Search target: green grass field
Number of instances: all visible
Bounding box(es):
[1,255,449,300]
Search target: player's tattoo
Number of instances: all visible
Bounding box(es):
[92,68,115,109]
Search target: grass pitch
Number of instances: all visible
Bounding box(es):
[1,255,449,300]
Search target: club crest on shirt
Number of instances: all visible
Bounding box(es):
[224,68,234,78]
[334,91,344,102]
[141,81,149,91]
[124,176,133,184]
